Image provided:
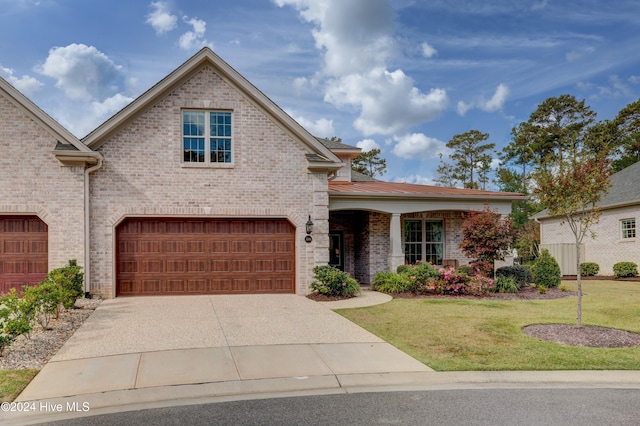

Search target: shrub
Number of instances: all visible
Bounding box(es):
[372,271,415,294]
[613,261,638,278]
[580,262,599,276]
[22,282,65,330]
[310,265,360,297]
[532,249,561,288]
[495,276,519,293]
[46,260,84,309]
[495,265,532,289]
[455,265,475,276]
[400,262,440,284]
[434,268,494,296]
[0,289,33,355]
[396,265,411,274]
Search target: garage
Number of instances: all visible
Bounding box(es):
[0,216,48,294]
[116,217,296,296]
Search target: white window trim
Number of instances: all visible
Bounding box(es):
[181,110,234,168]
[620,218,636,240]
[403,219,445,265]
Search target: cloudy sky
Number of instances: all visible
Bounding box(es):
[1,0,639,187]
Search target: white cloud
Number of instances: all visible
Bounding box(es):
[0,65,43,95]
[179,16,212,50]
[629,75,640,84]
[289,112,335,137]
[457,83,509,115]
[146,1,177,34]
[36,44,122,101]
[420,42,437,58]
[356,138,380,152]
[481,83,509,112]
[531,0,548,11]
[91,93,133,118]
[276,0,448,136]
[565,46,595,62]
[391,133,448,160]
[325,68,448,135]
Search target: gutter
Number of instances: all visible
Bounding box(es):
[84,157,103,297]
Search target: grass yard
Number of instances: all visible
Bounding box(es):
[337,280,640,371]
[0,369,38,402]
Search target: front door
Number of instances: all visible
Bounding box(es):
[328,230,344,270]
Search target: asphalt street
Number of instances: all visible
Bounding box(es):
[43,388,640,426]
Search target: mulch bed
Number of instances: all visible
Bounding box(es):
[523,324,640,348]
[391,286,576,301]
[563,275,640,282]
[306,293,358,302]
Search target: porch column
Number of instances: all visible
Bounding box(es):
[388,213,404,271]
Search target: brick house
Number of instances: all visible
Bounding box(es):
[536,161,640,275]
[1,48,523,298]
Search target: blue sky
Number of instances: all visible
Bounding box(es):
[1,0,639,188]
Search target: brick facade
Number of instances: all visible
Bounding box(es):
[0,95,86,272]
[88,65,325,298]
[540,206,640,275]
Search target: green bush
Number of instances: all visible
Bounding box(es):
[580,262,599,276]
[399,262,440,285]
[46,260,84,309]
[613,261,638,278]
[495,265,532,289]
[396,265,411,274]
[532,249,561,288]
[0,289,33,354]
[310,265,360,297]
[22,282,65,330]
[455,265,475,276]
[372,271,415,294]
[494,276,519,293]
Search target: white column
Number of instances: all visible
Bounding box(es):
[388,213,404,271]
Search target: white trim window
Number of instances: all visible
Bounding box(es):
[403,219,444,265]
[620,218,636,239]
[183,110,232,164]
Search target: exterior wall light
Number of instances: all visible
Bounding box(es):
[305,215,314,243]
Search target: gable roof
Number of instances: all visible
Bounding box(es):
[0,77,101,166]
[83,48,342,169]
[535,160,640,220]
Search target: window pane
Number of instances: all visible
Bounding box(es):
[184,137,204,162]
[183,111,204,136]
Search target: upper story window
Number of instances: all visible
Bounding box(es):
[621,218,636,239]
[183,111,232,164]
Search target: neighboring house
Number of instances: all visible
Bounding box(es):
[1,48,524,298]
[536,161,640,276]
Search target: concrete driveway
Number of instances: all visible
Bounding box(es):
[17,292,431,402]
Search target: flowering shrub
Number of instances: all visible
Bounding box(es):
[310,265,360,297]
[434,267,494,296]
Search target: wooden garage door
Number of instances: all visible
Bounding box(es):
[116,218,296,296]
[0,216,48,294]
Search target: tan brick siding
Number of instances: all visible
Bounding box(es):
[89,65,324,298]
[0,95,86,273]
[540,206,640,275]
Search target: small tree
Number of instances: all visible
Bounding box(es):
[460,207,515,276]
[352,148,387,178]
[533,156,611,326]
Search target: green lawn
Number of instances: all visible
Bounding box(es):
[0,369,38,402]
[337,280,640,371]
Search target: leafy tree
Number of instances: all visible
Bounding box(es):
[611,98,640,170]
[533,155,611,326]
[527,94,596,164]
[459,206,515,276]
[352,148,387,178]
[434,153,458,187]
[439,130,496,189]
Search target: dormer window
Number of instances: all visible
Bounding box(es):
[183,110,232,164]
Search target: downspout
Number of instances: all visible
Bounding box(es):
[84,157,103,297]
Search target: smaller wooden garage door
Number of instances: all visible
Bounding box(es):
[0,216,48,294]
[116,218,296,296]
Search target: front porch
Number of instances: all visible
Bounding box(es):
[328,210,474,284]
